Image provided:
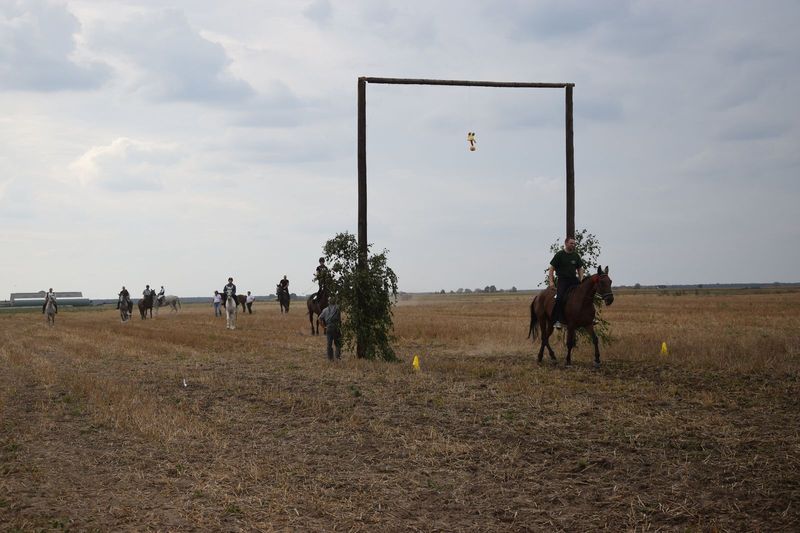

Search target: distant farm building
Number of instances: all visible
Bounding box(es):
[9,291,92,307]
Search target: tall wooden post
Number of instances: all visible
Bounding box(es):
[356,77,367,357]
[565,85,575,240]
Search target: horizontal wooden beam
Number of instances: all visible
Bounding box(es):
[360,77,573,89]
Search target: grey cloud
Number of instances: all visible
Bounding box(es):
[89,9,253,104]
[304,0,333,25]
[0,0,109,91]
[717,117,792,142]
[487,0,627,41]
[233,82,308,128]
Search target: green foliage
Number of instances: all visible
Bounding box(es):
[322,232,399,361]
[542,229,613,345]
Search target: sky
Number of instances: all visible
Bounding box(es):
[1,0,798,299]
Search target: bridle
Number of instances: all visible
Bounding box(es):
[591,274,614,300]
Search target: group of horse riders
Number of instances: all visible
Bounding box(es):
[116,285,165,309]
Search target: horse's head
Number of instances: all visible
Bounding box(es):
[592,265,614,306]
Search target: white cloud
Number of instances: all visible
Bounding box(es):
[69,137,181,191]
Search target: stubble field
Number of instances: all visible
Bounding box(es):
[1,290,799,531]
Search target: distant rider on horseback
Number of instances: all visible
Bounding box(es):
[117,286,130,309]
[278,275,289,294]
[41,288,57,314]
[157,285,165,305]
[548,237,584,329]
[223,277,237,306]
[312,258,328,302]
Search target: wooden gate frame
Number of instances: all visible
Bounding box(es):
[356,77,576,356]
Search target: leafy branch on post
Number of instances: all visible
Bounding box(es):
[322,232,399,361]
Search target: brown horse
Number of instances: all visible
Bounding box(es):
[236,294,247,313]
[529,265,614,368]
[306,290,329,335]
[138,293,154,320]
[277,285,290,314]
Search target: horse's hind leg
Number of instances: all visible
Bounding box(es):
[540,321,557,363]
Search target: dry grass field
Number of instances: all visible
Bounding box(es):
[1,290,799,531]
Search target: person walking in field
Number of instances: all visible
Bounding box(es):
[41,288,57,314]
[213,290,222,317]
[246,291,255,314]
[548,236,584,329]
[318,296,342,361]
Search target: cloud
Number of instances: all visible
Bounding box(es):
[69,137,181,192]
[89,8,253,104]
[0,0,109,91]
[489,0,626,41]
[304,0,333,25]
[231,81,310,128]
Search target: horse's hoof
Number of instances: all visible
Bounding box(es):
[593,361,601,369]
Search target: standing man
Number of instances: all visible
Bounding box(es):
[246,291,255,314]
[313,257,328,301]
[318,296,342,361]
[223,277,237,306]
[42,288,57,314]
[117,286,130,309]
[213,290,222,317]
[548,237,585,329]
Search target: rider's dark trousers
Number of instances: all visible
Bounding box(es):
[553,277,579,323]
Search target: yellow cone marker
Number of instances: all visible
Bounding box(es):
[412,355,420,371]
[661,342,668,355]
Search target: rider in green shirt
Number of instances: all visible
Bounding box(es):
[548,237,584,329]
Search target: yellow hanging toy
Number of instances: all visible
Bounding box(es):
[467,131,476,152]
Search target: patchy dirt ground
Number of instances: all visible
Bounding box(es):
[1,291,799,531]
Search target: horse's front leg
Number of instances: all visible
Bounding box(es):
[588,326,601,368]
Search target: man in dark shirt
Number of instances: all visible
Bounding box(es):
[278,275,289,293]
[548,237,584,329]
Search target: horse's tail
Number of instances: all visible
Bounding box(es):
[528,297,539,340]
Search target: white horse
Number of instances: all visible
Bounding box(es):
[119,295,131,322]
[157,295,181,313]
[225,294,237,330]
[45,298,57,327]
